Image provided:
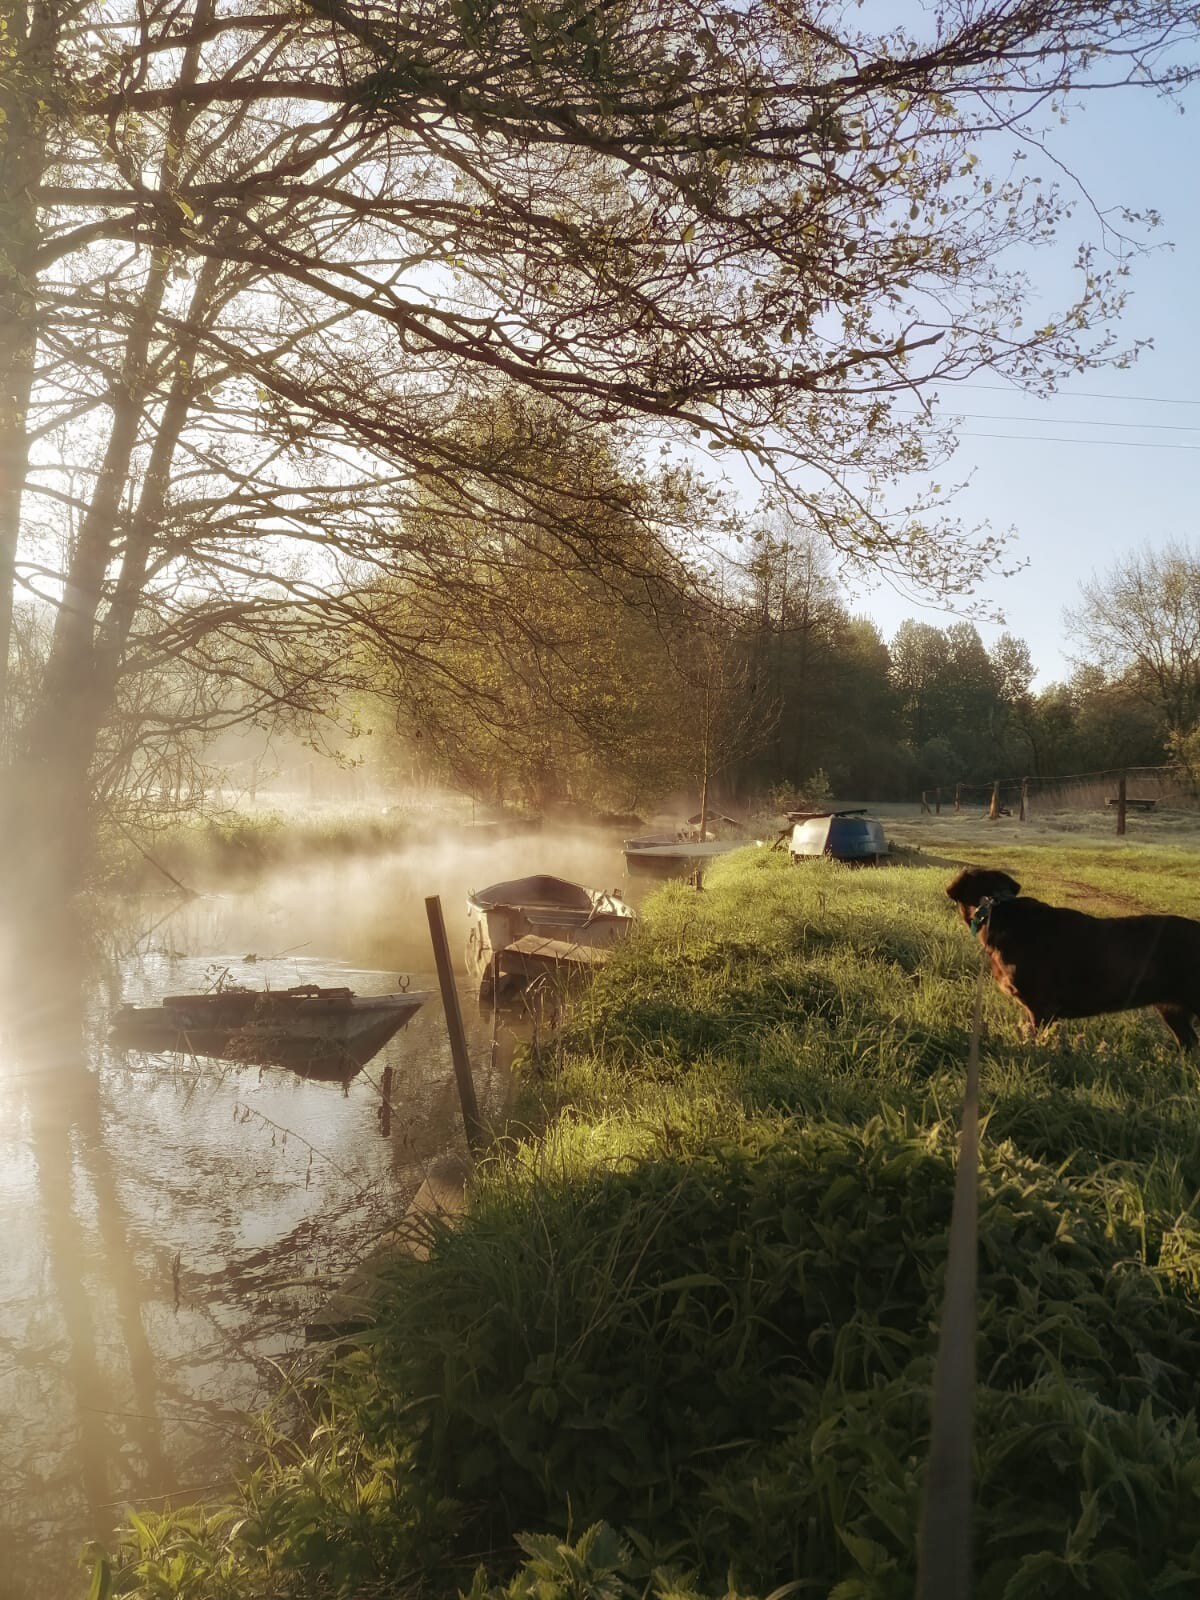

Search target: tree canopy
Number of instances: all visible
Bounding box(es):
[3,0,1199,886]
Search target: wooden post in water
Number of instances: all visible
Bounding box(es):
[1117,773,1127,837]
[954,783,962,814]
[490,955,501,1078]
[425,895,485,1155]
[379,1064,393,1138]
[1019,777,1028,823]
[989,781,1000,821]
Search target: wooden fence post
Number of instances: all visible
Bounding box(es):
[1117,773,1127,837]
[425,895,485,1154]
[1019,777,1028,823]
[989,781,1000,821]
[955,784,961,814]
[935,786,942,815]
[921,790,931,814]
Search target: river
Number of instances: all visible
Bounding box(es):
[0,825,639,1599]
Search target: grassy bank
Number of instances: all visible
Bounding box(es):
[96,844,1200,1598]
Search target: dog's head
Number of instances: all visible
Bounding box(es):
[945,867,1021,925]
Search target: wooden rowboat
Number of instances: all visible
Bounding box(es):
[466,875,635,998]
[111,983,429,1076]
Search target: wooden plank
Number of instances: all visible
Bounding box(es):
[497,935,611,977]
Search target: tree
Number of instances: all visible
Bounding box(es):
[831,618,903,797]
[672,622,776,838]
[1066,543,1200,742]
[1069,663,1166,768]
[364,395,704,810]
[1019,681,1082,777]
[744,517,846,786]
[890,622,953,750]
[3,0,1198,897]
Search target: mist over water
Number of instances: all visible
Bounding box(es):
[0,824,635,1598]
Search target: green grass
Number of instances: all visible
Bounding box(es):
[96,845,1200,1599]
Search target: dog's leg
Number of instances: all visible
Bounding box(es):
[1155,1004,1198,1051]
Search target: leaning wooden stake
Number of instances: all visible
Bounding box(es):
[1117,773,1127,836]
[915,946,987,1600]
[425,895,485,1155]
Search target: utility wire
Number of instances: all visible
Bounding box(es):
[908,408,1200,434]
[953,381,1200,407]
[955,428,1200,452]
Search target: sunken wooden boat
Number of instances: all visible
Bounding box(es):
[111,983,429,1076]
[466,874,635,998]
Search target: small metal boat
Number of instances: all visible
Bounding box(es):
[466,875,635,997]
[111,983,429,1076]
[788,809,889,864]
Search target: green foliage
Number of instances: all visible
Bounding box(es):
[362,390,715,813]
[99,846,1200,1599]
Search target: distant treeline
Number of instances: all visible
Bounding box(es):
[356,534,1192,813]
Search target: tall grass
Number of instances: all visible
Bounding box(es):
[97,847,1200,1599]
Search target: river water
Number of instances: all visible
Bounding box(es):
[0,825,637,1599]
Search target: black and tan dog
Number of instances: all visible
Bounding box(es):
[945,866,1200,1049]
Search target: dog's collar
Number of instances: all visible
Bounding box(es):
[969,888,1016,933]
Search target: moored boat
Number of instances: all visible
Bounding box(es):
[466,875,635,997]
[623,836,744,875]
[788,809,889,864]
[111,983,429,1076]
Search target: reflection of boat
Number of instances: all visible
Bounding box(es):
[466,875,635,997]
[111,984,429,1076]
[788,810,889,864]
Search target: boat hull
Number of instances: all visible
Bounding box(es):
[111,991,429,1076]
[789,814,889,864]
[466,875,634,997]
[623,839,742,876]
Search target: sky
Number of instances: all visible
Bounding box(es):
[833,78,1200,686]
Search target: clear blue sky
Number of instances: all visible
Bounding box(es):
[844,80,1200,686]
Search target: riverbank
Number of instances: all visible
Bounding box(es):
[95,844,1200,1597]
[95,799,546,893]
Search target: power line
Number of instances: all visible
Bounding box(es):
[914,408,1200,435]
[953,381,1200,408]
[955,428,1200,452]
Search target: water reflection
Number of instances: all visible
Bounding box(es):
[0,826,633,1596]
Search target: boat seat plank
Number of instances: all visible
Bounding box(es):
[498,935,612,974]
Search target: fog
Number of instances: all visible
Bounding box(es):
[0,824,638,1596]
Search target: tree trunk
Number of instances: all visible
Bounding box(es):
[0,0,57,729]
[698,678,711,843]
